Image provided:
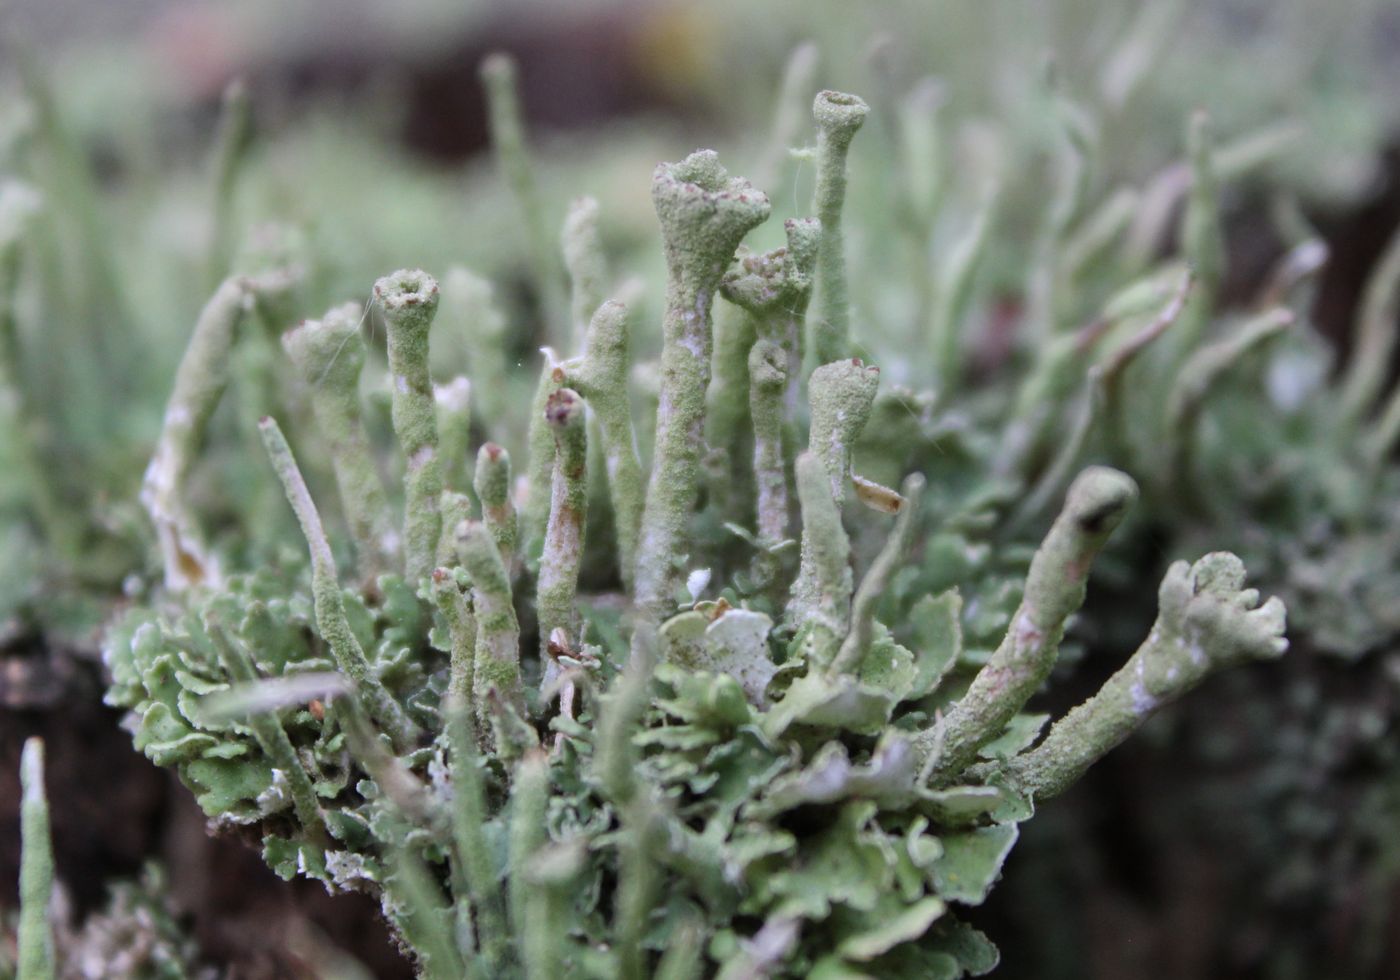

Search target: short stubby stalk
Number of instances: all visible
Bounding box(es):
[474,442,518,565]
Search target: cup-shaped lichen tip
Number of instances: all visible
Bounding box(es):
[814,90,870,142]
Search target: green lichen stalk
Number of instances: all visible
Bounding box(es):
[481,52,568,341]
[456,519,523,725]
[474,442,518,563]
[806,356,881,505]
[722,216,820,468]
[258,416,419,751]
[435,376,473,493]
[141,277,251,589]
[558,300,643,588]
[634,151,770,622]
[1004,553,1287,798]
[18,738,55,980]
[282,301,397,581]
[536,387,588,674]
[562,195,607,347]
[810,90,869,365]
[748,339,789,544]
[376,269,444,585]
[923,466,1139,778]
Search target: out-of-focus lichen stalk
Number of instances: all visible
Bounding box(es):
[1254,237,1328,311]
[1061,186,1138,285]
[258,416,419,751]
[1339,223,1400,429]
[1165,307,1293,503]
[283,302,397,581]
[0,181,74,559]
[474,442,518,564]
[830,473,923,675]
[923,466,1138,779]
[1004,553,1286,799]
[634,151,770,623]
[755,42,819,193]
[480,53,568,344]
[206,78,252,285]
[523,841,584,980]
[1183,111,1225,297]
[562,196,607,349]
[18,738,54,980]
[558,300,644,589]
[748,340,789,544]
[436,491,472,568]
[1010,274,1188,530]
[17,52,134,387]
[1124,122,1300,276]
[456,520,523,728]
[560,195,616,584]
[208,624,327,843]
[1176,111,1225,357]
[788,451,852,651]
[507,748,549,955]
[807,357,880,505]
[522,349,561,566]
[1365,381,1400,471]
[537,388,587,674]
[705,299,755,504]
[1026,74,1094,343]
[447,267,510,436]
[142,276,252,590]
[929,186,998,394]
[434,376,472,492]
[1100,270,1192,461]
[376,269,444,584]
[445,696,508,972]
[384,848,463,980]
[896,78,946,240]
[810,91,869,366]
[1098,0,1183,110]
[615,800,665,980]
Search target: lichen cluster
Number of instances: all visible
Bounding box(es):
[85,54,1305,978]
